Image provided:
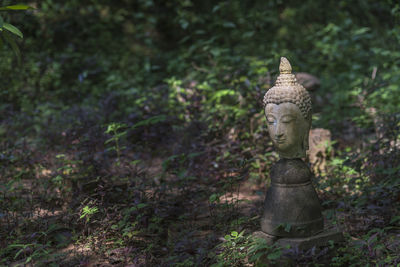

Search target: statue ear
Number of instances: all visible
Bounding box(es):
[303,116,311,151]
[304,129,310,150]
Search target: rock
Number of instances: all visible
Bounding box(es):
[295,72,320,91]
[308,128,333,174]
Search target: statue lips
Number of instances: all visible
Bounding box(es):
[274,133,286,144]
[274,138,286,144]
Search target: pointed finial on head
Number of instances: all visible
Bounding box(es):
[279,57,292,74]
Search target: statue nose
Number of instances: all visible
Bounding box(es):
[275,123,284,138]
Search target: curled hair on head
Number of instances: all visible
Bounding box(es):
[263,57,312,120]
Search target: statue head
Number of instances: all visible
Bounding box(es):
[263,57,312,159]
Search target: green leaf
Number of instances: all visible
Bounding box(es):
[209,193,219,203]
[25,256,32,263]
[267,250,282,260]
[3,23,23,38]
[130,159,141,165]
[390,215,400,224]
[132,115,167,128]
[222,22,236,28]
[353,27,370,36]
[231,231,238,237]
[0,15,3,28]
[9,244,26,248]
[284,223,291,232]
[212,5,220,13]
[136,203,148,209]
[0,5,33,10]
[2,31,20,64]
[249,251,265,262]
[105,138,116,144]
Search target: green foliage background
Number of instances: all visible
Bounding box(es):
[1,0,399,130]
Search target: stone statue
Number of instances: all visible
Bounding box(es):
[261,57,324,238]
[263,57,311,159]
[255,57,343,250]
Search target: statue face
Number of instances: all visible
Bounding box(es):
[265,103,310,158]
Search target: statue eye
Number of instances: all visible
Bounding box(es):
[281,116,295,123]
[266,116,275,124]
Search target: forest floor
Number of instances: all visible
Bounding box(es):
[1,108,399,267]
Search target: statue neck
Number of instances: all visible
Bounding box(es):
[278,149,306,159]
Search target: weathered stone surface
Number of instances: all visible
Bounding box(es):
[308,128,333,174]
[265,103,310,159]
[252,231,277,245]
[295,72,320,91]
[253,228,344,251]
[275,228,344,250]
[263,57,312,159]
[261,159,324,237]
[256,57,342,248]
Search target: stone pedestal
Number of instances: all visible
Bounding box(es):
[253,227,344,251]
[256,158,344,250]
[261,159,324,237]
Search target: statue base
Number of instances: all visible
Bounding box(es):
[253,227,344,251]
[261,159,324,237]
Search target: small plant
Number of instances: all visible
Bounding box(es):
[80,205,99,223]
[248,238,283,266]
[105,122,128,164]
[7,241,51,265]
[53,153,83,200]
[212,230,247,267]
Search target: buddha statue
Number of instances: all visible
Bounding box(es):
[263,57,311,159]
[260,57,324,238]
